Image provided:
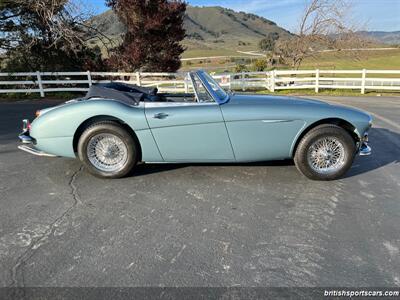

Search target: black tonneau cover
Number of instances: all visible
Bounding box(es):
[84,82,158,105]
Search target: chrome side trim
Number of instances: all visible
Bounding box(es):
[261,119,294,123]
[18,145,57,157]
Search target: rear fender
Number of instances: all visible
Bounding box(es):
[30,100,162,161]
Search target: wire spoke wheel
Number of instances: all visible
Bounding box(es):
[307,136,346,175]
[87,133,128,172]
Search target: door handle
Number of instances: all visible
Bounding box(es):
[153,112,169,119]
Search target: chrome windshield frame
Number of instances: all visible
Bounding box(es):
[191,70,230,105]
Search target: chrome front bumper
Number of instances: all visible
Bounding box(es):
[359,132,371,156]
[18,119,56,157]
[359,142,371,156]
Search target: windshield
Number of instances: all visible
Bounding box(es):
[202,72,228,101]
[192,74,215,103]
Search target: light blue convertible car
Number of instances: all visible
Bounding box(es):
[18,70,372,180]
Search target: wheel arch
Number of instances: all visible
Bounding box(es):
[291,118,359,157]
[73,115,142,161]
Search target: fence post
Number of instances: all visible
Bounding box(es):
[87,70,92,87]
[36,71,44,98]
[361,69,366,94]
[315,69,320,93]
[241,72,246,91]
[136,72,141,86]
[184,73,189,93]
[270,70,276,92]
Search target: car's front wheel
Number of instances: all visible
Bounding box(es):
[78,121,138,178]
[294,124,356,180]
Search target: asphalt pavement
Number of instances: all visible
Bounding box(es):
[0,96,399,288]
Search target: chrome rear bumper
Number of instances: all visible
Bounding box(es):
[19,119,35,144]
[18,145,57,157]
[19,131,35,144]
[18,119,56,157]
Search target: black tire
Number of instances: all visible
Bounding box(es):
[294,124,356,180]
[77,121,138,178]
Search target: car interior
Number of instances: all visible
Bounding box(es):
[85,82,199,105]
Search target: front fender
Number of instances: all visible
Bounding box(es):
[288,105,373,157]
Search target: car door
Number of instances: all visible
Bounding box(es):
[144,75,235,162]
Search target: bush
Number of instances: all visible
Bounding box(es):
[251,59,268,71]
[258,32,280,52]
[234,64,249,73]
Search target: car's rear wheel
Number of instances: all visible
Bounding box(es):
[294,124,356,180]
[78,121,138,178]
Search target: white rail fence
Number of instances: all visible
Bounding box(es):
[0,69,399,97]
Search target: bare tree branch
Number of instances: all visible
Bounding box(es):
[274,0,370,69]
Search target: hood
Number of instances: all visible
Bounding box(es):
[227,94,330,106]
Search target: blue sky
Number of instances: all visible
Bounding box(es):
[87,0,400,32]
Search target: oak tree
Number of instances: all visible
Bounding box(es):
[0,0,104,71]
[106,0,186,72]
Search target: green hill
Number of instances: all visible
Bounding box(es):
[88,6,292,58]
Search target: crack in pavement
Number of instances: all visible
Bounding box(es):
[69,165,83,206]
[9,165,84,287]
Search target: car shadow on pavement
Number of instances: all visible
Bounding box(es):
[134,159,295,176]
[134,127,399,179]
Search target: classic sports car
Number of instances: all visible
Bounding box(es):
[18,70,372,180]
